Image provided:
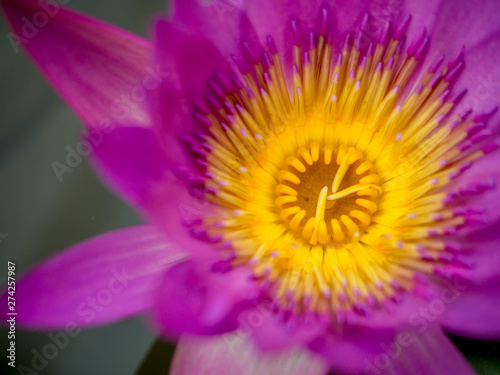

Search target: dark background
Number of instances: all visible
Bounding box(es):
[0,1,168,374]
[0,0,499,374]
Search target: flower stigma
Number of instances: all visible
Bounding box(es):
[180,11,497,321]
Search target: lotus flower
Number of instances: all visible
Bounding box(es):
[2,0,500,374]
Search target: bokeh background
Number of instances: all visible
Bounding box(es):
[0,0,170,374]
[0,0,499,374]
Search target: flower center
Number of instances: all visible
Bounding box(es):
[179,10,497,320]
[276,143,380,245]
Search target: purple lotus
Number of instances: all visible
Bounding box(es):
[2,0,500,373]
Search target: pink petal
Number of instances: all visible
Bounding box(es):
[1,0,154,129]
[250,311,327,352]
[170,0,259,61]
[171,0,402,77]
[88,125,174,209]
[403,0,500,117]
[170,334,328,375]
[1,225,186,329]
[139,166,221,260]
[85,125,216,263]
[448,152,500,236]
[87,124,214,262]
[152,259,258,339]
[384,327,476,375]
[150,19,234,170]
[153,19,230,103]
[310,325,474,374]
[438,274,500,340]
[147,69,199,172]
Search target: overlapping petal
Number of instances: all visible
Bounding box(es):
[1,225,186,329]
[310,325,475,374]
[439,273,500,340]
[88,125,173,208]
[152,259,258,338]
[87,124,220,262]
[170,334,328,375]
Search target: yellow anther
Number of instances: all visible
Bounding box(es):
[359,174,380,185]
[310,142,321,162]
[356,160,373,175]
[336,145,348,165]
[318,220,329,244]
[347,149,362,164]
[327,184,381,201]
[352,231,360,248]
[357,187,381,198]
[341,215,359,236]
[324,145,334,165]
[310,186,329,245]
[298,147,313,165]
[289,209,307,231]
[390,133,403,162]
[277,170,301,185]
[198,24,470,318]
[276,184,298,196]
[355,198,378,214]
[331,218,345,242]
[350,210,371,226]
[280,206,301,220]
[286,156,307,173]
[302,217,315,241]
[275,195,297,208]
[331,156,350,193]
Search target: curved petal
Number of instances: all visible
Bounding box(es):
[250,291,430,354]
[88,125,173,209]
[250,309,327,352]
[308,325,400,374]
[172,0,404,77]
[310,325,474,374]
[152,259,258,339]
[88,125,219,261]
[170,0,260,61]
[1,0,153,128]
[150,19,232,170]
[153,19,230,103]
[447,151,500,236]
[170,334,328,375]
[439,274,500,340]
[384,327,475,375]
[0,225,186,330]
[404,0,500,117]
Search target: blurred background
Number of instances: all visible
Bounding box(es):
[0,0,498,374]
[0,0,170,374]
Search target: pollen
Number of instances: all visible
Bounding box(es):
[276,144,380,245]
[180,11,497,321]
